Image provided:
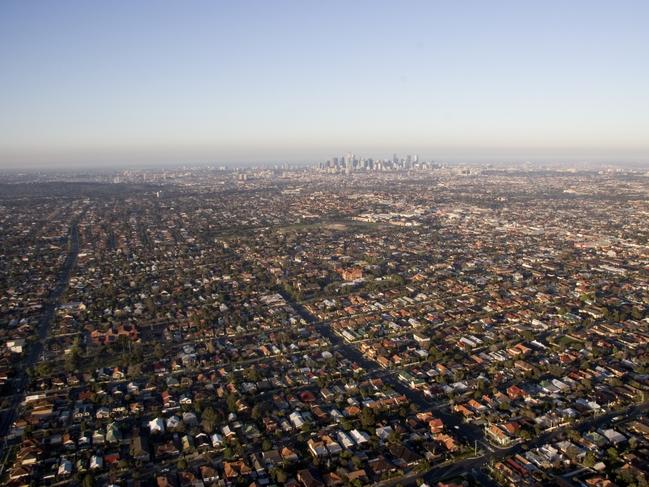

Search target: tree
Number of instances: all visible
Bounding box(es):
[226,393,239,413]
[583,451,597,468]
[360,407,375,428]
[616,466,637,486]
[234,441,245,457]
[34,361,51,378]
[566,429,580,443]
[65,337,82,372]
[201,406,218,433]
[274,468,288,483]
[244,366,260,382]
[251,404,263,421]
[153,343,165,360]
[387,430,401,444]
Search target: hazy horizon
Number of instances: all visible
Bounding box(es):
[2,0,649,168]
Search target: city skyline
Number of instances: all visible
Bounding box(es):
[1,0,649,168]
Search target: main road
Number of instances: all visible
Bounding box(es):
[0,221,80,459]
[280,289,649,485]
[279,291,484,436]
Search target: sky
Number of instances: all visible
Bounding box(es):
[1,0,648,168]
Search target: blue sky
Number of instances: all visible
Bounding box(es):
[1,0,648,167]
